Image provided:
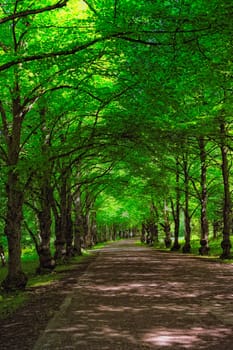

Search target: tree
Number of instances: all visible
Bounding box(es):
[1,0,233,290]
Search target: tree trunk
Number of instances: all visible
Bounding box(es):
[103,226,108,242]
[141,223,146,243]
[171,159,181,251]
[152,223,159,243]
[73,188,83,256]
[171,199,181,251]
[54,174,67,262]
[113,225,117,241]
[2,171,28,290]
[36,105,55,272]
[74,220,82,256]
[213,220,221,239]
[83,211,93,248]
[90,211,97,245]
[1,92,27,290]
[83,191,94,248]
[182,156,191,253]
[163,201,172,248]
[219,119,232,259]
[65,192,74,258]
[198,137,210,256]
[37,183,55,273]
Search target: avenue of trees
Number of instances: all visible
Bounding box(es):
[0,0,233,290]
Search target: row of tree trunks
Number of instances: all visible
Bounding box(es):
[2,123,232,291]
[142,129,231,259]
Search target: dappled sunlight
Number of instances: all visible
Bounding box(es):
[143,327,232,348]
[41,319,233,349]
[100,326,137,343]
[33,242,233,349]
[86,282,158,293]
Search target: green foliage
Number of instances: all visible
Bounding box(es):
[0,0,233,291]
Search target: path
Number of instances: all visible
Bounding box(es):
[33,239,233,350]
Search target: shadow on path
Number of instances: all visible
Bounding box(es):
[33,239,233,349]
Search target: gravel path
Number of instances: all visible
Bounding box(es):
[33,239,233,350]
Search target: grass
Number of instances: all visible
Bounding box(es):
[0,292,27,319]
[91,241,113,250]
[0,241,110,320]
[139,235,233,264]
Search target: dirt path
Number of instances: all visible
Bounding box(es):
[33,239,233,349]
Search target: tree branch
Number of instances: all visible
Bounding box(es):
[0,0,68,25]
[82,0,98,15]
[118,36,171,46]
[0,36,105,72]
[0,26,212,73]
[0,32,136,72]
[23,220,40,254]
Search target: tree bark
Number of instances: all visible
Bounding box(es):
[54,172,67,262]
[1,87,27,290]
[141,223,146,243]
[36,104,55,272]
[219,119,232,259]
[2,171,28,290]
[182,155,191,253]
[73,187,83,256]
[163,201,172,248]
[90,211,97,245]
[83,192,94,248]
[113,225,117,241]
[37,183,55,273]
[213,220,221,239]
[64,189,74,258]
[198,137,210,255]
[171,158,181,251]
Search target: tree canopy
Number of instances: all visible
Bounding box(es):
[0,0,233,290]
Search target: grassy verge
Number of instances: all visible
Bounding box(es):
[137,236,233,264]
[0,241,110,319]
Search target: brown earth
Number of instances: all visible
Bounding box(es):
[1,240,233,349]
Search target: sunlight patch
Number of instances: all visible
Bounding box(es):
[143,327,231,348]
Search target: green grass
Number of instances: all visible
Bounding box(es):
[0,244,103,320]
[0,291,27,319]
[141,235,233,263]
[90,241,112,250]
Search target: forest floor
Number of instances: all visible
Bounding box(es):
[1,239,233,349]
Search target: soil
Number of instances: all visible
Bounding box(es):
[0,254,98,350]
